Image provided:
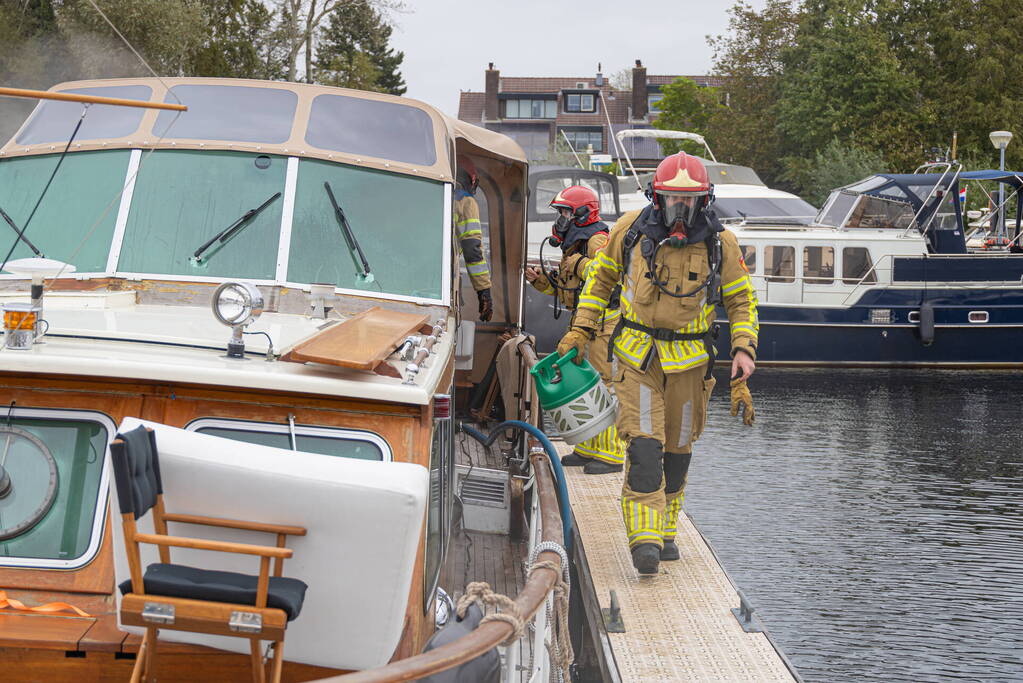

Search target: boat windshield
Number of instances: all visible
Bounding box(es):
[816,190,916,230]
[0,150,446,300]
[713,196,816,223]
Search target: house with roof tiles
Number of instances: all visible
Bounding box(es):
[457,60,722,169]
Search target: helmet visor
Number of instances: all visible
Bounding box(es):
[552,206,574,236]
[659,192,705,228]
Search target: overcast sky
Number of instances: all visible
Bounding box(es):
[388,0,768,116]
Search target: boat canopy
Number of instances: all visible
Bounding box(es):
[614,128,716,161]
[1,77,526,182]
[959,169,1023,187]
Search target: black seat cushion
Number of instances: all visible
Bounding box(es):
[110,425,163,520]
[119,563,308,621]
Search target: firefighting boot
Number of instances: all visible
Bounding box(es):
[560,451,589,466]
[631,543,660,575]
[583,459,623,475]
[660,540,680,561]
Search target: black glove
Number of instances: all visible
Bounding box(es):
[477,288,493,322]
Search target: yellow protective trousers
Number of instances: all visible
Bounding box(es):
[570,324,625,465]
[616,357,714,548]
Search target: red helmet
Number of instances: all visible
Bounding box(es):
[456,155,478,195]
[549,185,601,233]
[651,152,712,229]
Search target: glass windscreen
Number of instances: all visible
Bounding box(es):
[534,177,572,218]
[817,192,858,227]
[578,176,619,218]
[153,85,297,143]
[16,85,152,145]
[118,150,285,280]
[714,197,817,221]
[845,196,915,230]
[0,416,107,562]
[195,426,383,461]
[306,94,436,165]
[289,158,445,299]
[0,150,130,272]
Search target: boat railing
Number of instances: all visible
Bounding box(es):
[317,339,567,683]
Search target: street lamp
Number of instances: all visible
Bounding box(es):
[989,130,1013,235]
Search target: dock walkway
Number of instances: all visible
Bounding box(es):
[560,442,796,682]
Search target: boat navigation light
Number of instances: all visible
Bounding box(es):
[211,281,264,358]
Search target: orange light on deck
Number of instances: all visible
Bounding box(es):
[3,303,40,350]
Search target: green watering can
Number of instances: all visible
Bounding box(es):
[530,348,618,446]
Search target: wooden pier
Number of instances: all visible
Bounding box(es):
[560,442,797,682]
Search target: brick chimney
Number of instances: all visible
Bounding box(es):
[632,59,648,120]
[485,63,499,122]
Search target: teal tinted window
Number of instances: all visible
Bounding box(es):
[289,159,444,299]
[118,150,285,279]
[0,417,107,562]
[0,151,130,272]
[195,425,384,461]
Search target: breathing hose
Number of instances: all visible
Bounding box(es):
[459,420,573,546]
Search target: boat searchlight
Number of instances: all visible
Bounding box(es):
[211,281,264,358]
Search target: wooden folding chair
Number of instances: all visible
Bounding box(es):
[109,425,308,683]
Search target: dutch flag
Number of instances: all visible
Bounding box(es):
[959,187,968,204]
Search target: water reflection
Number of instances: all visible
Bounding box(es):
[687,369,1023,682]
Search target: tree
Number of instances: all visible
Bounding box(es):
[190,0,287,79]
[651,77,723,156]
[705,0,802,188]
[314,0,405,94]
[270,0,402,83]
[782,138,887,207]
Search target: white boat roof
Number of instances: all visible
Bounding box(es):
[615,129,708,144]
[0,291,448,405]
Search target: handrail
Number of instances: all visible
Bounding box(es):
[0,86,187,111]
[318,449,565,683]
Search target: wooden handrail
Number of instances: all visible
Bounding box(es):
[134,533,293,558]
[162,513,307,537]
[318,450,565,683]
[0,86,187,111]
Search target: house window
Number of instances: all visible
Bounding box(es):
[842,247,877,284]
[740,245,757,274]
[504,99,556,119]
[186,418,390,461]
[764,245,795,283]
[564,93,596,113]
[803,246,834,284]
[648,94,664,113]
[560,129,603,153]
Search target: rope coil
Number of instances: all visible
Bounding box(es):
[455,581,524,647]
[527,541,574,683]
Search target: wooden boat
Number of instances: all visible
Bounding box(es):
[0,78,568,681]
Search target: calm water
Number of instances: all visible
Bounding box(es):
[686,369,1023,683]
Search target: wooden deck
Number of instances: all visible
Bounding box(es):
[559,441,798,683]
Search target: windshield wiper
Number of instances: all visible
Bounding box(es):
[0,206,44,258]
[191,192,281,265]
[324,182,374,283]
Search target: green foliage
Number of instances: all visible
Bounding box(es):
[782,139,887,207]
[314,0,405,94]
[707,0,1023,196]
[190,0,287,79]
[651,77,723,156]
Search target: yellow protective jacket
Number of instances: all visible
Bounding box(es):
[574,209,758,373]
[454,193,491,291]
[530,231,620,323]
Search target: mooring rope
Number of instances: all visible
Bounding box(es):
[527,540,573,683]
[455,581,525,647]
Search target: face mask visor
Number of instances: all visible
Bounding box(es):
[658,191,706,229]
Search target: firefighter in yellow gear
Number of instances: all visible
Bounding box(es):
[557,152,758,575]
[455,155,493,321]
[525,185,625,474]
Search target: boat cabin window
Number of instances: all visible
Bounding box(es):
[186,419,390,461]
[0,409,113,569]
[740,245,757,273]
[803,246,834,284]
[118,150,287,281]
[534,176,617,220]
[764,245,795,282]
[577,176,617,217]
[306,93,437,166]
[534,178,571,217]
[0,150,131,272]
[842,247,877,284]
[818,191,858,227]
[16,85,153,145]
[844,195,915,230]
[289,158,445,299]
[153,85,298,143]
[930,190,960,231]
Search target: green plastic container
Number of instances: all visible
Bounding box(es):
[530,348,617,445]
